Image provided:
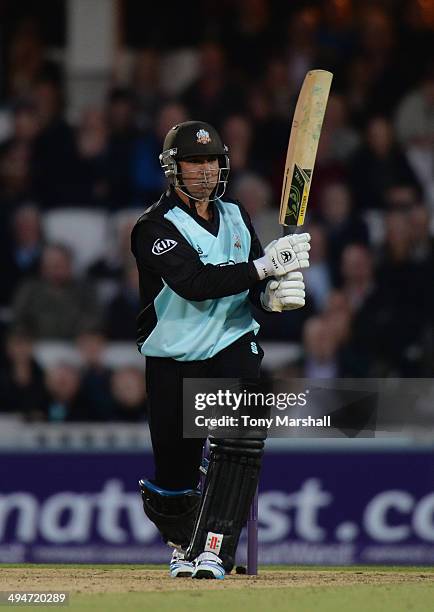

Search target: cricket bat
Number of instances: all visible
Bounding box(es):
[279,69,333,230]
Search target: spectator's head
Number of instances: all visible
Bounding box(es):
[303,316,339,363]
[107,87,135,133]
[247,87,271,121]
[0,142,31,193]
[12,204,42,247]
[340,244,373,287]
[359,6,394,55]
[408,204,431,243]
[306,223,328,263]
[323,94,349,130]
[132,49,160,90]
[5,329,34,362]
[111,367,146,412]
[320,182,352,225]
[385,185,420,210]
[222,115,252,151]
[77,107,108,158]
[13,100,39,142]
[198,42,225,78]
[287,7,320,49]
[155,102,188,143]
[238,0,269,31]
[232,173,271,218]
[384,210,412,261]
[45,363,80,403]
[222,115,252,171]
[366,116,394,157]
[8,18,44,97]
[32,78,63,127]
[323,291,352,344]
[76,331,106,368]
[40,244,73,286]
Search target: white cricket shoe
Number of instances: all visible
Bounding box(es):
[191,551,225,580]
[169,549,195,578]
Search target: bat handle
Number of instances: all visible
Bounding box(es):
[274,224,302,312]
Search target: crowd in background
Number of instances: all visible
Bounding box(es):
[0,0,433,421]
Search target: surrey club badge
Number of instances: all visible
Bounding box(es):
[196,129,211,144]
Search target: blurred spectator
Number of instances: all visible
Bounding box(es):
[395,69,434,207]
[222,114,252,178]
[41,362,94,422]
[75,108,109,206]
[30,78,79,207]
[2,99,40,148]
[303,224,332,311]
[0,330,45,418]
[223,0,272,79]
[348,116,421,210]
[231,172,277,246]
[246,87,288,192]
[12,244,102,339]
[7,19,59,98]
[106,264,140,340]
[131,102,187,205]
[88,211,138,285]
[110,367,147,421]
[355,7,404,114]
[320,94,360,162]
[0,102,39,238]
[131,49,163,131]
[181,42,244,127]
[319,182,369,284]
[339,244,375,313]
[76,331,113,420]
[395,70,434,151]
[376,211,433,369]
[302,316,340,378]
[384,185,420,211]
[0,204,44,307]
[285,7,321,93]
[408,204,434,266]
[0,142,33,217]
[106,88,139,208]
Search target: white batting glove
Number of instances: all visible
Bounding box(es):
[253,234,311,279]
[260,272,306,312]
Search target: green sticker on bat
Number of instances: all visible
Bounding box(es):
[285,164,311,225]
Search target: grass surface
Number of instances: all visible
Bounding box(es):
[1,565,433,612]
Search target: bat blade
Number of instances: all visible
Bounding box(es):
[279,70,333,229]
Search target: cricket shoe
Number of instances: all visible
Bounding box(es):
[169,549,195,578]
[191,552,225,580]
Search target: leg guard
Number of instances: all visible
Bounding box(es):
[139,479,201,549]
[185,437,264,572]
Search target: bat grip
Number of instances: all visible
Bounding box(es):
[274,224,302,313]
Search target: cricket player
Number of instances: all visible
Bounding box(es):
[131,121,310,579]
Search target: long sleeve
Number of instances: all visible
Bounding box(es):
[132,218,260,302]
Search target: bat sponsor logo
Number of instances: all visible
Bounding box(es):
[196,129,211,144]
[286,164,311,225]
[152,238,178,255]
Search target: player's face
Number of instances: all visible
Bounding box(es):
[179,156,220,200]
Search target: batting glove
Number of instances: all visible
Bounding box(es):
[253,234,311,279]
[260,272,306,312]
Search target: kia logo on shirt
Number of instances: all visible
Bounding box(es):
[152,238,178,255]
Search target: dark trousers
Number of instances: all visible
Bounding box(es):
[145,332,263,490]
